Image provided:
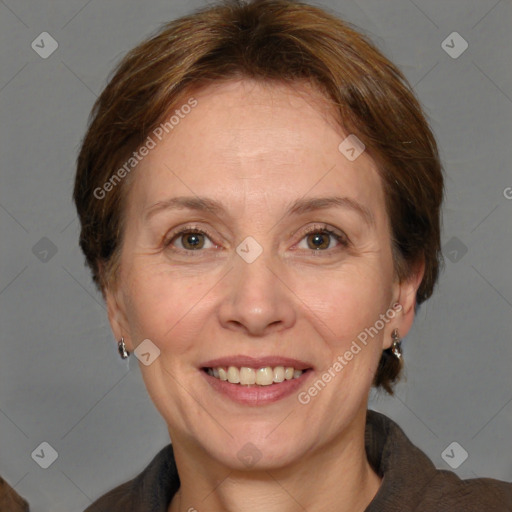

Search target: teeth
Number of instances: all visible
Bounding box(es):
[273,366,285,383]
[256,367,274,386]
[240,367,256,385]
[227,366,240,384]
[207,365,305,385]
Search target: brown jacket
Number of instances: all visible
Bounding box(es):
[84,410,512,511]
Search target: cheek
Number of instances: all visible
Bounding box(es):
[121,263,214,354]
[120,228,395,363]
[294,260,394,343]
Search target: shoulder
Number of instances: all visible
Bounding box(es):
[365,410,512,511]
[83,479,136,512]
[420,471,512,511]
[83,444,179,512]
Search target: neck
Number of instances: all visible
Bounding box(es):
[168,407,381,512]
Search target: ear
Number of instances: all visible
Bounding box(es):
[104,282,132,352]
[383,257,425,349]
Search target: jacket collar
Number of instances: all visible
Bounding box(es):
[125,409,440,511]
[364,410,439,511]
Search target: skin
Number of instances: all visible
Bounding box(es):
[105,79,424,512]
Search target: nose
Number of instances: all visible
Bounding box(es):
[217,248,297,337]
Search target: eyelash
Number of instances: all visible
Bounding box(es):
[163,223,349,257]
[295,224,350,254]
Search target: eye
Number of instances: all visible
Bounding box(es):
[164,227,217,252]
[296,224,349,252]
[164,223,349,256]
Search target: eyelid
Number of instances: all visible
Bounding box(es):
[164,222,350,254]
[294,223,350,250]
[299,222,347,238]
[164,224,218,248]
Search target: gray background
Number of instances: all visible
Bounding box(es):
[1,0,511,510]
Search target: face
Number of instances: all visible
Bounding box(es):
[106,79,421,470]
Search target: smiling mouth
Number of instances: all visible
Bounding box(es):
[203,366,311,386]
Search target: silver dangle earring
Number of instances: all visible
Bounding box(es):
[390,328,402,360]
[118,337,130,359]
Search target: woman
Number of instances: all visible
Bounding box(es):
[74,0,512,510]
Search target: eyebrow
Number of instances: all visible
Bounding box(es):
[143,195,375,227]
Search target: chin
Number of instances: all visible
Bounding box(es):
[207,436,308,472]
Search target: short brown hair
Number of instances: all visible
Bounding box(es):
[74,0,444,393]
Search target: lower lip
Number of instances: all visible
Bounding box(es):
[201,369,313,406]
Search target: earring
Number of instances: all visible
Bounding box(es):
[391,328,402,360]
[118,337,130,359]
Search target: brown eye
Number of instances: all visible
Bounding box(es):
[296,225,349,253]
[306,232,331,250]
[165,228,215,252]
[180,232,206,250]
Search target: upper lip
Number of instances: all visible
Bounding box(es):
[201,355,313,371]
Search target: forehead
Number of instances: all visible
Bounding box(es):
[129,79,386,221]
